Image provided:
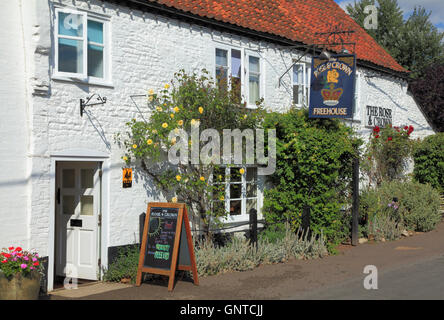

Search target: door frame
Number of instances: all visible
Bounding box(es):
[48,149,110,292]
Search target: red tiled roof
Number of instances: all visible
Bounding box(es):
[149,0,407,73]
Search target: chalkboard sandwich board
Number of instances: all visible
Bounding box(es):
[136,202,199,291]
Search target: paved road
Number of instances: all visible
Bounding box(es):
[291,254,444,300]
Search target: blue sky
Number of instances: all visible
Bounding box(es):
[334,0,444,33]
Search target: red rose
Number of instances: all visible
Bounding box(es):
[8,247,14,251]
[1,260,7,264]
[408,125,414,134]
[373,126,380,133]
[14,247,22,252]
[375,135,380,139]
[387,137,393,141]
[404,126,409,130]
[2,253,11,259]
[33,261,39,266]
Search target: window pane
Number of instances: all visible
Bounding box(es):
[87,20,103,44]
[293,84,300,104]
[59,12,83,37]
[249,74,260,104]
[229,169,242,182]
[231,49,241,78]
[63,195,76,215]
[58,38,83,73]
[81,169,94,188]
[293,65,304,85]
[247,183,257,197]
[229,200,241,216]
[216,67,228,90]
[246,167,257,182]
[88,44,103,78]
[249,56,259,73]
[80,195,94,216]
[216,48,228,66]
[63,169,75,188]
[230,184,241,199]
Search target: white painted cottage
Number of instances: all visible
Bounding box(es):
[0,0,434,291]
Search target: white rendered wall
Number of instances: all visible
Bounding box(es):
[0,1,31,249]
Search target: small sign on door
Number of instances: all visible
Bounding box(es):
[123,168,132,188]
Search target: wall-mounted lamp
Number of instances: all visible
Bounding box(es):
[80,93,107,117]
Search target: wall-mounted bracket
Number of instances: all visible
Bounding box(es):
[80,94,107,117]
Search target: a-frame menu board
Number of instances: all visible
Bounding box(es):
[136,202,199,291]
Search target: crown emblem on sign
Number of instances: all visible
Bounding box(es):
[321,83,343,106]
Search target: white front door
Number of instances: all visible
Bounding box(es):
[55,161,101,280]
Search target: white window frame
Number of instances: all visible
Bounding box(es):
[292,62,311,107]
[53,6,112,87]
[213,45,264,109]
[214,44,245,98]
[213,166,260,224]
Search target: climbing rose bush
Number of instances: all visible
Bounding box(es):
[362,124,415,186]
[0,247,42,278]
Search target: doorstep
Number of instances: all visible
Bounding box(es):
[47,282,132,299]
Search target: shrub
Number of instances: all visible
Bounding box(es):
[366,214,404,241]
[103,245,140,284]
[413,133,444,193]
[195,226,328,277]
[360,180,441,233]
[262,107,361,249]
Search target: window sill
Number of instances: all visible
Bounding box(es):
[52,75,114,88]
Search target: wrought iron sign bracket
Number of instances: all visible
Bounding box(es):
[80,93,107,117]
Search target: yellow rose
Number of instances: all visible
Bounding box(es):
[156,106,163,112]
[219,196,225,201]
[170,113,175,118]
[164,83,170,89]
[176,175,181,181]
[132,144,137,149]
[148,89,154,95]
[173,107,180,113]
[172,197,177,203]
[178,120,184,126]
[239,168,245,175]
[198,107,204,114]
[200,176,205,182]
[122,156,128,161]
[162,122,168,128]
[147,139,153,145]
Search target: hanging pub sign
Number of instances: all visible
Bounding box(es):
[309,54,356,118]
[366,105,393,127]
[136,202,199,291]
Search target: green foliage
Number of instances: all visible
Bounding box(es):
[362,124,415,186]
[413,133,444,192]
[102,245,140,284]
[346,0,444,78]
[195,226,328,277]
[261,107,361,249]
[366,214,404,241]
[116,69,266,233]
[360,180,441,233]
